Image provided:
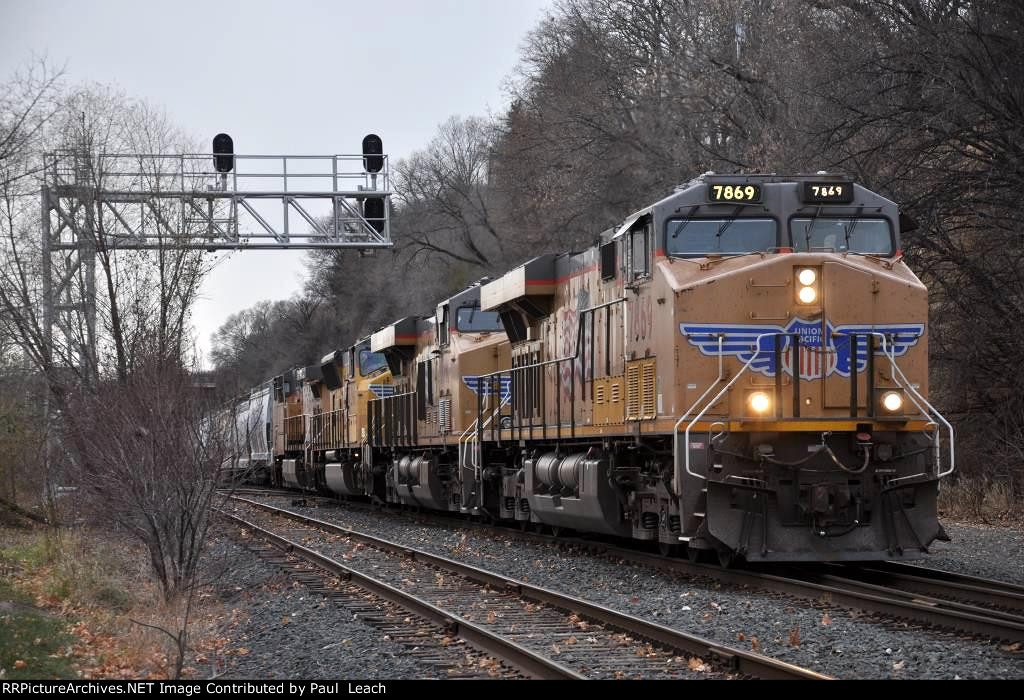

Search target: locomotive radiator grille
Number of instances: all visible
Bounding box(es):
[626,359,657,420]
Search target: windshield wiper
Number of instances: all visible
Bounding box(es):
[843,207,864,252]
[670,205,700,238]
[803,206,822,251]
[715,205,744,251]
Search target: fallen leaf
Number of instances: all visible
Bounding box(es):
[788,627,800,647]
[565,636,578,646]
[486,611,497,624]
[687,657,708,672]
[893,660,905,671]
[281,616,290,625]
[236,648,249,656]
[750,637,760,651]
[737,632,746,642]
[821,613,832,626]
[551,644,561,654]
[14,660,26,669]
[1000,642,1022,653]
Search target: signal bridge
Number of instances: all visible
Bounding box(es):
[39,133,393,383]
[42,142,393,251]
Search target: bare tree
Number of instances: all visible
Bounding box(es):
[64,354,230,677]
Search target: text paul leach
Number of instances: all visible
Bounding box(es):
[1,682,386,695]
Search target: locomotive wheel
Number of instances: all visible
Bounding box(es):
[717,549,736,568]
[550,526,563,537]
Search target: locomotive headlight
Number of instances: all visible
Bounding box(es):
[797,286,817,304]
[881,391,904,413]
[795,267,820,305]
[749,391,772,414]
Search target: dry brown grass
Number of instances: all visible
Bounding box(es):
[938,477,1024,526]
[0,525,227,679]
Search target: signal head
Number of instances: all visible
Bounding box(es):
[362,134,384,173]
[212,133,234,173]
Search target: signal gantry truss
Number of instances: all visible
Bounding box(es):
[42,149,394,251]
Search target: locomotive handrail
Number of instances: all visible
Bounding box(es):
[872,333,955,479]
[679,330,955,482]
[682,332,776,481]
[470,297,626,442]
[673,336,725,490]
[460,390,512,484]
[367,390,417,448]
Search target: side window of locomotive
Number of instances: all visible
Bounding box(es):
[600,241,616,280]
[347,348,355,378]
[665,218,777,257]
[456,306,504,333]
[791,218,893,256]
[359,349,388,377]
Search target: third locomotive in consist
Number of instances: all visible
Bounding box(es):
[233,173,954,565]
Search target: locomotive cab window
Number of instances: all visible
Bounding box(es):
[791,217,893,256]
[665,217,777,257]
[359,348,388,377]
[456,306,504,333]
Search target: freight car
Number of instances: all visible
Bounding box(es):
[236,173,954,565]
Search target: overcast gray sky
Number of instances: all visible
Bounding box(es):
[1,0,552,364]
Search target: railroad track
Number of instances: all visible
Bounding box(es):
[230,533,529,679]
[227,491,1024,645]
[219,495,831,680]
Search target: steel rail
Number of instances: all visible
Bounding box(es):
[227,492,1024,643]
[818,562,1024,617]
[225,496,831,680]
[218,508,584,680]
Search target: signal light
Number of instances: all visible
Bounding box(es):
[363,197,385,233]
[362,134,384,173]
[212,133,234,173]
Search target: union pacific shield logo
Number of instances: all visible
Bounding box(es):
[368,384,395,398]
[680,318,924,379]
[463,376,513,401]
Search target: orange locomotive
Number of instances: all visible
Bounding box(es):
[265,173,954,564]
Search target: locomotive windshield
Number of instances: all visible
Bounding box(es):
[665,218,777,257]
[456,306,504,333]
[791,218,893,255]
[358,349,388,376]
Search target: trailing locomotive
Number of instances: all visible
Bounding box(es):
[231,173,954,564]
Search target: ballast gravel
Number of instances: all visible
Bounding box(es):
[196,534,459,680]
[908,522,1024,585]
[248,497,1024,680]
